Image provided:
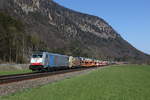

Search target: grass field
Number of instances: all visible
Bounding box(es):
[1,65,150,100]
[0,70,32,76]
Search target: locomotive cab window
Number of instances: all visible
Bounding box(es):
[32,54,43,58]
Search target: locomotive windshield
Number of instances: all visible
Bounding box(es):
[32,54,43,58]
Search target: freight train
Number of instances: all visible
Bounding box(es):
[29,52,110,71]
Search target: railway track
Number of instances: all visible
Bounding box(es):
[0,67,98,85]
[0,72,39,78]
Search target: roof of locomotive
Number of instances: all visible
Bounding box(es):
[32,52,69,57]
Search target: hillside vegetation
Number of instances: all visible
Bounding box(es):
[0,12,47,63]
[1,65,150,100]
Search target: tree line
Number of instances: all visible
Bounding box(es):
[0,12,47,63]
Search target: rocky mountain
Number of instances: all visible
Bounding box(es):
[0,0,149,63]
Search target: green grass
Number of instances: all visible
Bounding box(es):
[0,70,32,76]
[1,65,150,100]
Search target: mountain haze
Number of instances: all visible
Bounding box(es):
[0,0,149,63]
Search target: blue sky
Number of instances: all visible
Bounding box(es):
[54,0,150,54]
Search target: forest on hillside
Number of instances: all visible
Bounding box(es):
[0,12,88,63]
[0,12,47,63]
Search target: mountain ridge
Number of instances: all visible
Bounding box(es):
[0,0,149,64]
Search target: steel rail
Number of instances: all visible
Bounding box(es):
[0,72,40,78]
